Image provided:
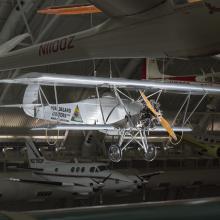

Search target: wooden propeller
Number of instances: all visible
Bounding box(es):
[140,91,177,141]
[37,4,102,15]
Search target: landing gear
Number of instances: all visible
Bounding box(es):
[144,144,157,162]
[108,145,122,162]
[108,130,158,163]
[139,130,157,162]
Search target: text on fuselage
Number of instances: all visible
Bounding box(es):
[39,36,75,56]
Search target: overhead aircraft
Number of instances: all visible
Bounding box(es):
[143,59,220,84]
[9,139,163,203]
[0,72,219,162]
[0,1,219,70]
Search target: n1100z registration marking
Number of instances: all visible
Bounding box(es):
[39,36,74,56]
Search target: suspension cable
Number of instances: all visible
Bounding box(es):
[109,59,112,78]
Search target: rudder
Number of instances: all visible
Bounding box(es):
[23,85,40,117]
[142,58,166,80]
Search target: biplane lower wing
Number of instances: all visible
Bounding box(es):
[0,73,219,95]
[32,124,192,133]
[32,124,116,131]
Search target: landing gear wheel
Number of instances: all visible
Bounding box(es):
[108,145,122,163]
[144,145,157,162]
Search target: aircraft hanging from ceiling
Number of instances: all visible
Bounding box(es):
[9,139,163,203]
[143,59,220,84]
[0,0,219,70]
[0,72,219,162]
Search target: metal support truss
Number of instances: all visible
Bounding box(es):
[16,0,34,43]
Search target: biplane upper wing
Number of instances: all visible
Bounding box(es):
[0,72,220,95]
[89,0,166,17]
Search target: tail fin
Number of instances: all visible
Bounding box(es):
[142,58,168,80]
[25,138,45,168]
[23,85,40,118]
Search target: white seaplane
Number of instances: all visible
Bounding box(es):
[0,72,219,162]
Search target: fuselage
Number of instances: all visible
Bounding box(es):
[32,161,136,192]
[0,1,220,70]
[30,95,143,125]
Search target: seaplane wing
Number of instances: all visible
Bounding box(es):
[0,72,220,95]
[89,0,165,17]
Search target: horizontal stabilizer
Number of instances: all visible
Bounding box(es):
[9,177,86,187]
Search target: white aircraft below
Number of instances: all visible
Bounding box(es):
[9,139,163,203]
[0,1,219,70]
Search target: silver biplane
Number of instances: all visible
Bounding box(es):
[0,73,219,162]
